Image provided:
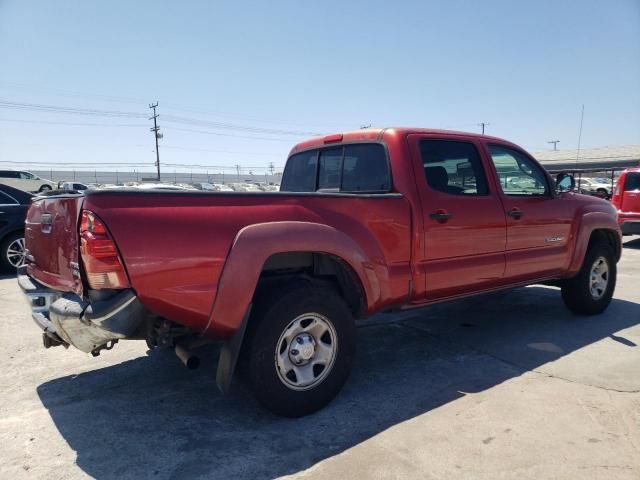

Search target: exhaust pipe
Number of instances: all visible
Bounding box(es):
[175,343,200,370]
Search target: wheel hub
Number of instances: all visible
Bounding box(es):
[589,256,609,300]
[289,333,316,365]
[275,313,338,391]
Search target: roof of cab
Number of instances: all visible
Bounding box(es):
[288,127,513,156]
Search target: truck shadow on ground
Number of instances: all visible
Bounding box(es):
[37,286,640,480]
[623,236,640,249]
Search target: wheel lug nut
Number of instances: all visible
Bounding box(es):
[296,337,303,344]
[290,349,299,355]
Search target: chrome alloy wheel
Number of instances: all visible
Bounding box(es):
[6,237,26,268]
[589,256,609,300]
[275,312,338,391]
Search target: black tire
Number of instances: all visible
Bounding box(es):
[0,231,26,272]
[561,241,616,315]
[244,282,355,417]
[38,185,52,192]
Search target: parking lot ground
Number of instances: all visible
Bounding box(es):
[1,237,639,480]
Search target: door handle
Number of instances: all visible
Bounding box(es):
[430,210,452,222]
[507,208,523,219]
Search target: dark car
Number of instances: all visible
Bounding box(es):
[0,184,32,271]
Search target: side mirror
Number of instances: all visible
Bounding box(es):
[556,173,575,193]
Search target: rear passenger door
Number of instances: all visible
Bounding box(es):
[408,135,507,299]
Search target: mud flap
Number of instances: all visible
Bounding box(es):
[216,303,252,394]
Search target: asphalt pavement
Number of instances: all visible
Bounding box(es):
[1,237,639,479]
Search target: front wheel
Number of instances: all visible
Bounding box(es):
[244,283,355,417]
[561,242,616,315]
[38,185,52,193]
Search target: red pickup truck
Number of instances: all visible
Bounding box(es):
[611,167,640,235]
[19,128,621,416]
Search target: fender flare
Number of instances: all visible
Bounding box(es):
[567,211,622,274]
[204,221,387,338]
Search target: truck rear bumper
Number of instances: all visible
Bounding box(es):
[18,267,147,353]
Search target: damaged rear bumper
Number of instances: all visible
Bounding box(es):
[18,267,146,353]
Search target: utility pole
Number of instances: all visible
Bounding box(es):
[149,102,161,181]
[268,162,275,176]
[478,122,490,135]
[548,139,560,151]
[235,164,241,181]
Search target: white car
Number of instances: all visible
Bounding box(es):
[576,178,611,196]
[0,170,56,193]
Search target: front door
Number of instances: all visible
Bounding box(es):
[408,135,507,300]
[484,143,573,280]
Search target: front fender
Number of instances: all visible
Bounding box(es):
[202,221,387,337]
[567,210,622,275]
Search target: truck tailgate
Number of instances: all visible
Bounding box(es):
[25,194,84,295]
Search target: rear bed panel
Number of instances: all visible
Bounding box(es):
[25,194,84,295]
[82,190,412,334]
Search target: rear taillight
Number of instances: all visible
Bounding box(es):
[79,210,130,289]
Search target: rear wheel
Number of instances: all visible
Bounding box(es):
[561,242,616,315]
[1,232,26,272]
[244,283,355,417]
[38,185,52,193]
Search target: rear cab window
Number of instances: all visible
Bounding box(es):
[281,143,391,193]
[624,173,640,191]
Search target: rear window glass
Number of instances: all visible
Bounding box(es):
[0,171,20,178]
[341,144,390,192]
[281,143,391,193]
[280,150,318,192]
[624,173,640,191]
[318,148,343,190]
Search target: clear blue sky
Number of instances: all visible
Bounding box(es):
[1,0,639,174]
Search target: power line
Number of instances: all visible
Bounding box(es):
[0,117,147,128]
[161,114,321,136]
[164,126,295,142]
[0,99,324,137]
[0,100,146,118]
[0,81,345,129]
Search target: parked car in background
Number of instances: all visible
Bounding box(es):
[59,181,89,191]
[611,167,640,235]
[18,128,621,416]
[191,182,234,192]
[0,184,32,271]
[0,170,56,193]
[576,177,612,198]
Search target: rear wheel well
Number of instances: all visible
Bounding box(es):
[588,229,620,262]
[254,252,366,317]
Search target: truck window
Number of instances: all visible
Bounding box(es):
[281,143,391,193]
[420,140,488,195]
[280,150,318,192]
[488,145,549,196]
[624,173,640,191]
[318,148,343,190]
[341,144,390,192]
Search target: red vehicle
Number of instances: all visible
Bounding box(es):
[19,128,622,416]
[611,167,640,235]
